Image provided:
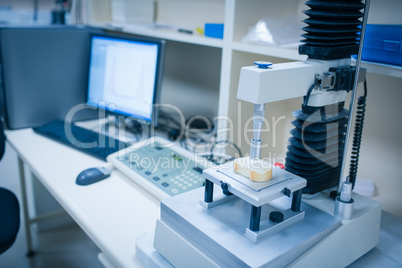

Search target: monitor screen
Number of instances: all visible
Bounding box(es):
[86,34,164,124]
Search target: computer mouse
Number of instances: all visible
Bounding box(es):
[76,167,112,186]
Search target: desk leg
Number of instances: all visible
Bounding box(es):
[18,157,35,257]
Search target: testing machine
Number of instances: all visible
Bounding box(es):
[136,0,381,267]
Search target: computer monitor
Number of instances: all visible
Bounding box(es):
[86,34,165,125]
[0,26,102,129]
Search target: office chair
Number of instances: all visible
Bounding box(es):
[0,122,21,254]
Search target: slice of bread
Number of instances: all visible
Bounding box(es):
[233,156,272,182]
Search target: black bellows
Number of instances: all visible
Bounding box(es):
[285,103,348,194]
[285,0,366,193]
[299,0,365,60]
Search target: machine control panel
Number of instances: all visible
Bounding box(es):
[107,137,207,200]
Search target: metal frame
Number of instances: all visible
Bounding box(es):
[17,157,66,256]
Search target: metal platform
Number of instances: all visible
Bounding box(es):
[203,163,306,207]
[153,187,341,267]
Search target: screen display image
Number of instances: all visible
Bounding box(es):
[87,35,164,123]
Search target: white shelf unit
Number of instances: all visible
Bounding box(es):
[84,0,402,217]
[84,0,402,147]
[84,0,402,77]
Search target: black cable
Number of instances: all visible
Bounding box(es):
[348,79,368,188]
[362,79,368,99]
[303,79,321,107]
[155,110,184,141]
[158,111,183,128]
[157,111,218,148]
[207,140,243,164]
[157,111,242,163]
[185,122,217,145]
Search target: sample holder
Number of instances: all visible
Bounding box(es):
[201,162,307,240]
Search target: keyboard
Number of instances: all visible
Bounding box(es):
[33,120,128,161]
[107,136,210,200]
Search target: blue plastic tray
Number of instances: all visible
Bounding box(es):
[362,24,402,66]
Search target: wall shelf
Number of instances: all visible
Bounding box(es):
[90,22,224,48]
[110,23,224,48]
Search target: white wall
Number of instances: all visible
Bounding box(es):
[352,73,402,217]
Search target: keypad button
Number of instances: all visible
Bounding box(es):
[162,182,169,187]
[171,188,179,194]
[137,166,144,170]
[162,173,168,177]
[153,176,160,181]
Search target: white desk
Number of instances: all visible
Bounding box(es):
[6,128,402,267]
[6,128,160,267]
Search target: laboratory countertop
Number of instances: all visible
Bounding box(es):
[6,128,160,268]
[5,128,402,268]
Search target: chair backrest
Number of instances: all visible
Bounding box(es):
[0,111,20,255]
[0,187,20,255]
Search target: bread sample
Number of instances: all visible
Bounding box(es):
[233,156,272,182]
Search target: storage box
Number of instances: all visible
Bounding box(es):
[204,23,224,39]
[362,24,402,66]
